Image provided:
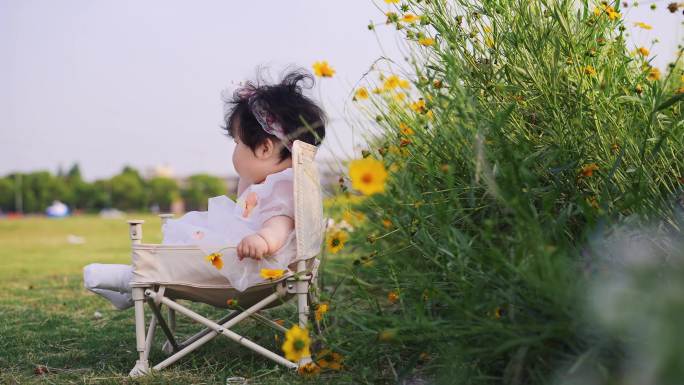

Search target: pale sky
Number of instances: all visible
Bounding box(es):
[1,0,681,180]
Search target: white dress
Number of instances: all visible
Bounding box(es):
[162,167,297,291]
[83,167,297,309]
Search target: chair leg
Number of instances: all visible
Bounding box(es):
[162,307,176,354]
[295,261,313,366]
[129,287,150,377]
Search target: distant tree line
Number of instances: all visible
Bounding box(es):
[0,164,229,213]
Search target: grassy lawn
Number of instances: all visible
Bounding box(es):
[0,214,353,384]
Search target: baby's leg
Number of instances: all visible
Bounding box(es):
[83,263,134,310]
[87,288,133,310]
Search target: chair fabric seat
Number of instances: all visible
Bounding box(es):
[131,243,296,308]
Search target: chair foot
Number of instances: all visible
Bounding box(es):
[162,340,174,355]
[128,359,150,377]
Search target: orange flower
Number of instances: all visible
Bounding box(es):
[316,349,344,371]
[297,362,320,376]
[204,253,224,270]
[580,163,599,177]
[399,123,414,135]
[388,291,399,304]
[401,13,419,23]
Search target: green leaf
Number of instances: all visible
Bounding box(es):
[655,92,684,112]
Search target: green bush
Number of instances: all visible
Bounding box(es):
[323,1,684,384]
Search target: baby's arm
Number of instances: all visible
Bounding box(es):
[237,215,294,260]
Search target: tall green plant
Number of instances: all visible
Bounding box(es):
[324,1,683,384]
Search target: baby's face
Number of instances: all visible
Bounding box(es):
[232,136,260,181]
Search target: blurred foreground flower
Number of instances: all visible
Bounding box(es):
[349,157,388,195]
[312,61,335,78]
[282,325,311,362]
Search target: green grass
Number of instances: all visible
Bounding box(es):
[0,214,354,384]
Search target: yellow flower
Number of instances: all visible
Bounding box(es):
[584,65,597,76]
[326,229,349,254]
[647,66,661,81]
[260,269,286,280]
[399,122,414,135]
[634,21,653,30]
[388,290,399,304]
[393,92,407,102]
[204,253,224,270]
[349,157,389,195]
[607,10,619,20]
[388,145,409,157]
[354,87,369,100]
[637,46,649,56]
[485,36,494,48]
[383,74,401,90]
[401,13,419,23]
[384,0,399,3]
[371,87,383,94]
[677,86,684,94]
[282,325,311,362]
[342,210,365,226]
[315,302,329,321]
[410,98,427,113]
[382,219,393,229]
[493,306,504,319]
[418,37,435,46]
[378,328,397,342]
[398,79,411,89]
[580,163,599,177]
[312,61,335,78]
[297,362,320,376]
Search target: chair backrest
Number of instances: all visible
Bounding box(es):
[292,140,324,263]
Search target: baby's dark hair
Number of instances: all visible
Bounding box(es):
[223,67,327,163]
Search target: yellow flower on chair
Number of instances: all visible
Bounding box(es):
[260,269,286,280]
[204,253,224,270]
[282,325,311,362]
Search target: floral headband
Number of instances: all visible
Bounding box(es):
[237,87,293,152]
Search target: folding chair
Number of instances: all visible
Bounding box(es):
[126,140,324,377]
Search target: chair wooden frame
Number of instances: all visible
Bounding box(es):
[126,140,323,377]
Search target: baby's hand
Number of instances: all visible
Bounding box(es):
[237,233,270,260]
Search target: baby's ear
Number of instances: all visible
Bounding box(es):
[255,138,276,159]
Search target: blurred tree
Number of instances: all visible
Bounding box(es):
[0,177,15,211]
[110,166,147,211]
[182,174,227,211]
[148,177,180,212]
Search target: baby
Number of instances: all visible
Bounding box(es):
[83,68,326,309]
